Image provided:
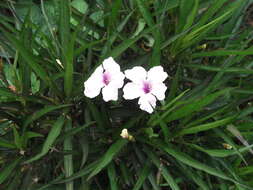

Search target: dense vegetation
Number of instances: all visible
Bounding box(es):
[1,0,253,189]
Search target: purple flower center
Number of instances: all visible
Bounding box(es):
[143,81,152,94]
[102,72,111,85]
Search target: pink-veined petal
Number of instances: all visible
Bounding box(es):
[147,66,168,83]
[102,85,118,102]
[151,82,167,101]
[103,57,120,74]
[124,66,147,84]
[123,82,143,100]
[110,71,125,88]
[84,66,104,98]
[138,94,157,113]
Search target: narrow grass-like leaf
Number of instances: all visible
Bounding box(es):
[57,121,95,142]
[144,146,180,190]
[140,138,246,186]
[54,160,99,183]
[166,67,180,102]
[185,64,253,74]
[2,30,50,86]
[64,119,73,190]
[156,89,231,125]
[188,143,253,158]
[60,0,73,98]
[177,115,236,136]
[133,160,152,190]
[0,157,21,184]
[87,139,128,180]
[136,0,161,66]
[192,49,253,57]
[0,138,16,149]
[179,162,211,190]
[180,0,199,32]
[24,115,65,163]
[23,104,71,128]
[109,25,158,58]
[196,0,227,27]
[13,127,22,149]
[107,162,118,190]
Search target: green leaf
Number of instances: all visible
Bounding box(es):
[60,0,73,98]
[1,30,51,86]
[71,0,88,14]
[57,121,95,142]
[133,160,152,190]
[192,48,253,57]
[87,139,128,180]
[23,104,71,128]
[177,115,236,136]
[187,143,253,158]
[109,24,158,58]
[0,87,19,98]
[25,131,44,139]
[0,138,16,149]
[0,158,21,184]
[185,64,253,74]
[64,119,74,190]
[157,89,231,124]
[178,0,199,32]
[107,162,118,190]
[13,127,22,149]
[144,147,180,190]
[24,116,65,163]
[147,139,244,186]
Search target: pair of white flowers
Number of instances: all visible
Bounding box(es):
[84,57,168,113]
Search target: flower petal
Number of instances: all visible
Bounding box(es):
[84,66,104,98]
[110,71,125,88]
[102,57,120,74]
[151,82,167,100]
[124,66,147,84]
[123,82,143,100]
[91,65,104,79]
[102,85,118,102]
[147,66,168,83]
[138,94,156,113]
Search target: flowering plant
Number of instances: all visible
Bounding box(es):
[84,58,168,113]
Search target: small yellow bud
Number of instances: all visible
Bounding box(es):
[222,143,233,149]
[120,129,135,141]
[120,129,129,139]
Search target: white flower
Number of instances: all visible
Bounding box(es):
[84,57,125,102]
[123,66,168,113]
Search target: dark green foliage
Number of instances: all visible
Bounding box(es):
[0,0,253,189]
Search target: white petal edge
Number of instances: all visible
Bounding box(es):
[84,79,103,98]
[123,82,143,100]
[102,57,120,74]
[124,66,147,84]
[151,82,167,101]
[91,65,104,79]
[110,71,125,88]
[138,94,157,113]
[102,85,118,102]
[84,66,104,98]
[147,66,168,83]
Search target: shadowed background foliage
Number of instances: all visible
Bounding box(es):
[1,0,253,189]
